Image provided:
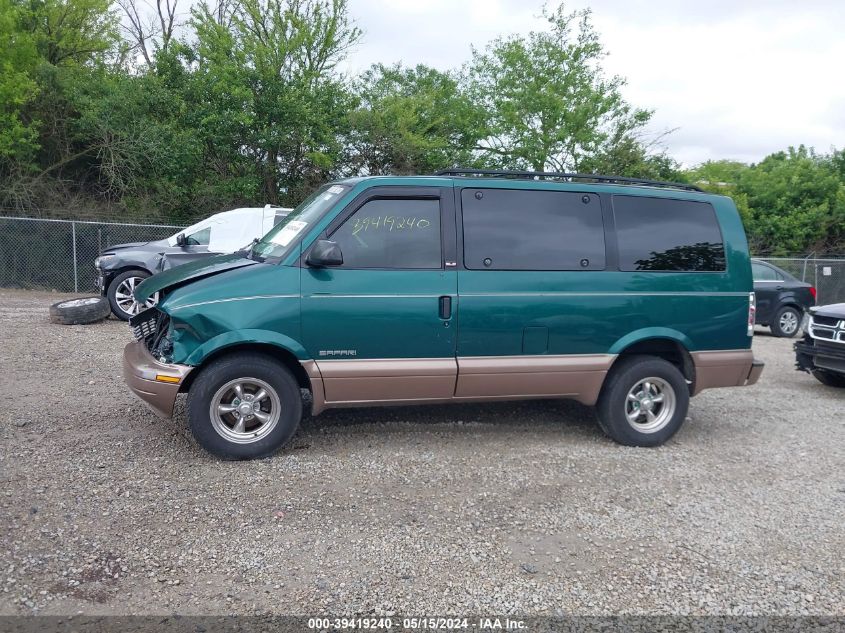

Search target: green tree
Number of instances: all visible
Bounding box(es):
[0,0,39,165]
[345,63,483,175]
[189,0,361,204]
[739,147,845,255]
[466,3,652,172]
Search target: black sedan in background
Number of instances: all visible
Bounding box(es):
[752,259,816,337]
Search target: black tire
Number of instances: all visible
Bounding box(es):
[812,370,845,388]
[596,355,690,447]
[49,296,111,325]
[771,305,802,338]
[187,353,302,460]
[107,269,154,321]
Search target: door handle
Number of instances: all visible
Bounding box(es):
[439,296,452,320]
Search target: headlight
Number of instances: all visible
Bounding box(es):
[95,254,116,268]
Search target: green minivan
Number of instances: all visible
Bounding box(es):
[124,169,763,459]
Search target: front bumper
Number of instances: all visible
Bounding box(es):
[795,337,845,374]
[122,341,193,418]
[94,269,110,295]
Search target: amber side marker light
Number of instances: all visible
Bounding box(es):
[155,375,181,384]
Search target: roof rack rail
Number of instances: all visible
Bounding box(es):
[434,168,703,192]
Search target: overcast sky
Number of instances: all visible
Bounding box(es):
[343,0,845,167]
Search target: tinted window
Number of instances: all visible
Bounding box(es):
[752,262,778,281]
[613,196,725,272]
[331,198,441,269]
[461,189,606,270]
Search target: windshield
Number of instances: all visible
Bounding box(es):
[251,184,349,262]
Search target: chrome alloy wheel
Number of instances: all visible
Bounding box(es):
[114,276,158,316]
[625,377,676,433]
[779,309,799,335]
[209,378,281,444]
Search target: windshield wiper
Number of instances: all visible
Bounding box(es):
[236,238,260,261]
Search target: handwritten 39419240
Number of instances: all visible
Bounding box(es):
[351,216,432,236]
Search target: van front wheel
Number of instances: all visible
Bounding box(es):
[187,353,302,459]
[596,356,689,447]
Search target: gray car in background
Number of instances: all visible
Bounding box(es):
[95,206,290,319]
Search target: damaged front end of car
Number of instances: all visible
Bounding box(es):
[794,304,845,380]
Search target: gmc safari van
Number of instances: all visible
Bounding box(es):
[123,169,763,459]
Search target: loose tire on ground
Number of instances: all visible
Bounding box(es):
[187,353,302,460]
[48,296,111,325]
[771,305,801,338]
[596,355,690,447]
[107,269,155,320]
[811,369,845,388]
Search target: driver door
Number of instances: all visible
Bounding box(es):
[162,225,213,270]
[300,186,458,406]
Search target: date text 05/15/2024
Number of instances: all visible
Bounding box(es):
[307,617,527,630]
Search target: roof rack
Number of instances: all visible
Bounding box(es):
[434,168,703,192]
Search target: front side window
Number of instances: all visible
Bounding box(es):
[461,188,606,270]
[330,198,442,269]
[185,226,211,246]
[613,196,726,272]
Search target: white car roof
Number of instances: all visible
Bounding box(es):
[169,206,293,252]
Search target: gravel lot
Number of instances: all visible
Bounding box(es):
[1,288,843,617]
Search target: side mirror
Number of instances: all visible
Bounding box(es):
[175,233,188,247]
[306,240,343,267]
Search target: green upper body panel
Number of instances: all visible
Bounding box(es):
[143,175,752,366]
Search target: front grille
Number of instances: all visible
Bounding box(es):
[129,308,160,342]
[814,340,845,361]
[812,315,841,327]
[808,315,845,344]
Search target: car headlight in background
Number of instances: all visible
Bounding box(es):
[94,254,116,268]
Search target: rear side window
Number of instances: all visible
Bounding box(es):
[613,196,725,272]
[461,188,605,270]
[330,198,442,269]
[752,262,782,281]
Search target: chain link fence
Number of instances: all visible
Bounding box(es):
[0,216,184,293]
[2,215,845,304]
[755,257,845,305]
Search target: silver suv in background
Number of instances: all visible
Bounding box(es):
[95,205,291,319]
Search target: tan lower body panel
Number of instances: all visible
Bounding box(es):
[315,358,458,412]
[691,349,756,395]
[455,355,613,405]
[312,354,614,412]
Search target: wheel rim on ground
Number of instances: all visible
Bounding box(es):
[624,377,676,433]
[114,276,158,316]
[209,378,281,444]
[58,298,102,308]
[779,310,799,335]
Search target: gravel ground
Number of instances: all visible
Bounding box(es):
[1,288,843,617]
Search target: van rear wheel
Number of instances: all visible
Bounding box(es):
[596,356,689,447]
[187,353,302,459]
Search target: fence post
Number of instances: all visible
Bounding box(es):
[71,221,78,293]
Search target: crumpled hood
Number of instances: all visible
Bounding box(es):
[811,303,845,319]
[102,239,168,253]
[134,254,258,302]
